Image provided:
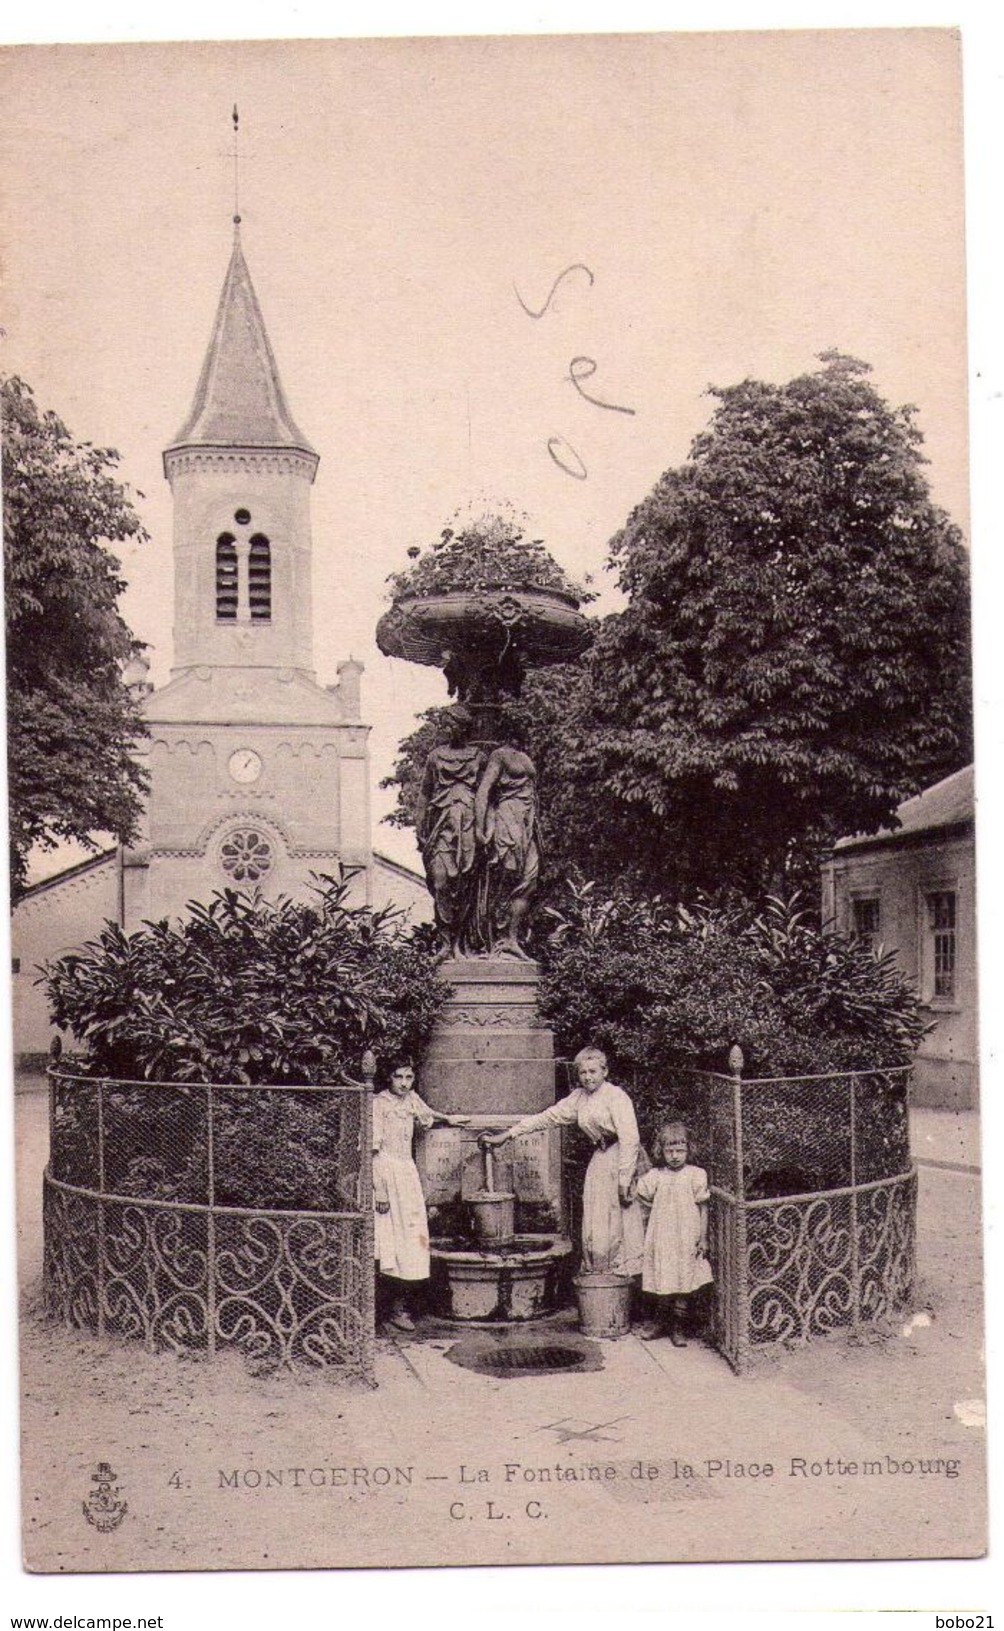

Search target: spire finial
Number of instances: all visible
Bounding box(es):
[232,105,241,227]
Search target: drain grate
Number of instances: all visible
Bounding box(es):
[447,1339,599,1378]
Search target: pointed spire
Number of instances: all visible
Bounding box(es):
[167,224,317,463]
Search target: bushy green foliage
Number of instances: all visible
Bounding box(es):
[43,873,449,1084]
[540,881,920,1190]
[539,879,925,1081]
[3,375,149,900]
[582,352,972,892]
[387,502,588,601]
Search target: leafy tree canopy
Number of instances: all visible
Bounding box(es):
[585,352,972,893]
[387,354,971,899]
[3,376,149,900]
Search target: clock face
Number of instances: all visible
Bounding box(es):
[228,748,263,785]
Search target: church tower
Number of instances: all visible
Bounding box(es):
[120,221,372,928]
[11,190,430,1058]
[164,222,319,677]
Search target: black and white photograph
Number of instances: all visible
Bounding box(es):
[0,19,992,1599]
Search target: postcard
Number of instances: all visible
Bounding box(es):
[2,28,985,1575]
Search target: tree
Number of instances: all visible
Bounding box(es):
[386,355,971,900]
[3,376,149,901]
[586,352,972,894]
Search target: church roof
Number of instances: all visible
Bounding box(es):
[18,847,117,901]
[144,664,355,726]
[166,225,317,460]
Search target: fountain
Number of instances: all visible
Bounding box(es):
[376,510,592,1320]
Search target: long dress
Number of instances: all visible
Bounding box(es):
[418,743,484,953]
[372,1090,436,1281]
[479,747,540,940]
[634,1164,714,1296]
[506,1081,645,1276]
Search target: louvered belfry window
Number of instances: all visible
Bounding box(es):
[248,534,272,621]
[216,534,238,620]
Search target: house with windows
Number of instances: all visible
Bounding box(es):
[821,764,976,1109]
[11,222,429,1061]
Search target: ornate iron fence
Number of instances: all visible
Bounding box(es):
[696,1050,916,1371]
[43,1063,375,1380]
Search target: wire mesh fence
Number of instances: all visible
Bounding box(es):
[555,1052,915,1367]
[694,1057,915,1369]
[43,1067,375,1379]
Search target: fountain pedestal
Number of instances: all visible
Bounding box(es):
[375,520,594,1321]
[417,957,565,1228]
[416,957,571,1317]
[418,958,556,1115]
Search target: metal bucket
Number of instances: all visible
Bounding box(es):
[573,1271,633,1337]
[469,1192,516,1244]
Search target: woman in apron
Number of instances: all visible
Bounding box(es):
[481,1045,645,1276]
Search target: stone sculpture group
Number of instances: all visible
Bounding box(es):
[415,704,540,962]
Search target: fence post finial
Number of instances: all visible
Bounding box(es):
[360,1049,377,1084]
[727,1044,744,1078]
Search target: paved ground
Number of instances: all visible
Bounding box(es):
[910,1105,982,1172]
[14,1080,987,1572]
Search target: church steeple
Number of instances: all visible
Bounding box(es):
[166,223,317,469]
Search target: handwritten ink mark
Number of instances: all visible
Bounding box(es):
[513,263,595,319]
[568,356,636,416]
[547,436,588,481]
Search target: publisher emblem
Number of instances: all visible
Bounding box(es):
[82,1461,128,1532]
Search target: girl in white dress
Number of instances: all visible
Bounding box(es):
[481,1047,646,1277]
[634,1121,713,1346]
[373,1061,469,1330]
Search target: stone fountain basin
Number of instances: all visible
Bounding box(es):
[376,588,591,669]
[431,1235,573,1322]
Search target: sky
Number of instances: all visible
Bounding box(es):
[0,29,971,876]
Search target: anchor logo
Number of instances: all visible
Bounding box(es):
[82,1461,128,1532]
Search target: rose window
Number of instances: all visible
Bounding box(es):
[220,828,273,882]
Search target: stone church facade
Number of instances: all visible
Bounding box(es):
[12,226,428,1059]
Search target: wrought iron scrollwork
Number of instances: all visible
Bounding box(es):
[42,1070,374,1380]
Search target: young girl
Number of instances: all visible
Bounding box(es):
[373,1060,470,1330]
[633,1120,713,1346]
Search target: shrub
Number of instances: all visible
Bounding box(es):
[538,879,923,1187]
[42,875,450,1213]
[43,871,448,1084]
